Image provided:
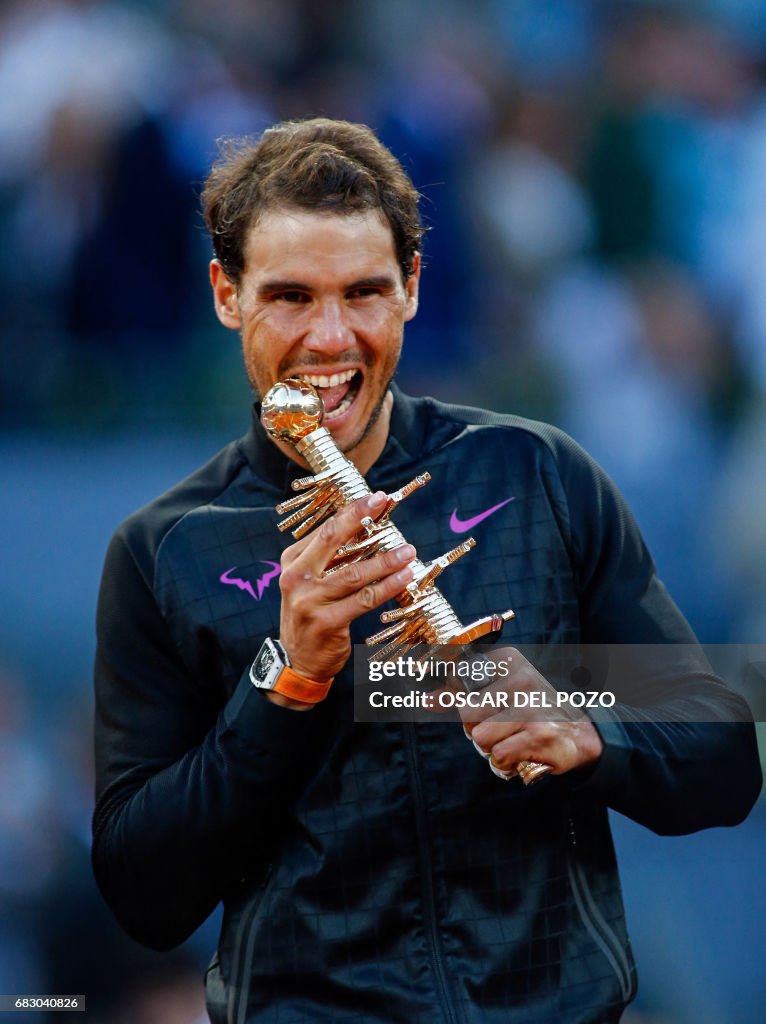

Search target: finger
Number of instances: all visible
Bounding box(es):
[296,492,390,573]
[281,492,391,572]
[461,717,521,764]
[461,694,556,731]
[487,723,570,775]
[488,731,546,774]
[320,543,416,598]
[456,696,501,728]
[324,560,415,623]
[280,531,314,569]
[454,677,528,727]
[468,716,524,754]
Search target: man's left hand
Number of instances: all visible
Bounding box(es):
[463,647,604,776]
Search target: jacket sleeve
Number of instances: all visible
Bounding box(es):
[547,430,762,834]
[92,528,319,950]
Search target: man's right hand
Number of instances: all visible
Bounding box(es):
[276,491,415,694]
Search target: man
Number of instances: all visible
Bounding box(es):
[92,118,761,1023]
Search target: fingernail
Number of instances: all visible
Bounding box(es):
[395,567,413,584]
[367,491,387,509]
[396,544,416,562]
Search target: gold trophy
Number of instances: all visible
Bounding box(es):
[261,378,552,785]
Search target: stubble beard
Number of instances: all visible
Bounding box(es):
[341,368,396,456]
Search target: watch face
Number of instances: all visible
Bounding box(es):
[253,645,276,683]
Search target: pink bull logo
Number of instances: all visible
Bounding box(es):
[219,561,281,601]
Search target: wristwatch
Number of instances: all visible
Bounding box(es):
[249,638,333,704]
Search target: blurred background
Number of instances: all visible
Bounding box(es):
[1,0,765,1021]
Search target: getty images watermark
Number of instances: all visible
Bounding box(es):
[367,653,614,711]
[352,644,765,723]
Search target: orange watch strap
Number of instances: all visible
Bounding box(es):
[273,666,334,704]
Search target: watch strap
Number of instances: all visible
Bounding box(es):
[273,666,334,704]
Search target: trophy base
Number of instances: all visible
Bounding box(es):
[517,760,553,785]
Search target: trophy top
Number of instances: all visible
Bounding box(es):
[261,378,324,441]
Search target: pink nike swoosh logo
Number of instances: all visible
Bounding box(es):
[449,497,515,533]
[220,561,281,601]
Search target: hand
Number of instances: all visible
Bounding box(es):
[277,491,416,688]
[463,647,603,776]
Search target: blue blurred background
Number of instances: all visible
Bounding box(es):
[1,1,764,1021]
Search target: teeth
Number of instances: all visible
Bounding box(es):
[300,369,357,388]
[324,394,354,421]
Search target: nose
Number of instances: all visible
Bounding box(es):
[304,299,352,354]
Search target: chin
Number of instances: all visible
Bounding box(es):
[325,418,365,455]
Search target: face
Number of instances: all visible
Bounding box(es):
[211,208,420,470]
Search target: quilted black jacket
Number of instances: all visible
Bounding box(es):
[92,389,761,1023]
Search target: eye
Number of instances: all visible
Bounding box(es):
[275,291,310,304]
[347,286,379,300]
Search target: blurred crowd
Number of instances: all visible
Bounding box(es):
[1,1,765,1021]
[3,0,766,632]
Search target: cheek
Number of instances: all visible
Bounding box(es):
[241,316,286,361]
[240,332,273,388]
[352,304,406,344]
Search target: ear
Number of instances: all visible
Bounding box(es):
[210,259,241,330]
[403,252,421,322]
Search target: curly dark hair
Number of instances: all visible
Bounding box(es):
[201,118,425,285]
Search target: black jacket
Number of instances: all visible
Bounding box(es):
[92,389,761,1023]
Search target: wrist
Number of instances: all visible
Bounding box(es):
[272,664,335,704]
[250,638,334,708]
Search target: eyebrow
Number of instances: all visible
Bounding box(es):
[256,280,309,298]
[347,274,398,291]
[256,274,398,298]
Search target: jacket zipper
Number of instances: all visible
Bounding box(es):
[229,866,275,1024]
[404,722,459,1024]
[566,816,634,1002]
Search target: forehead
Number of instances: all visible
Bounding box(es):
[241,208,399,280]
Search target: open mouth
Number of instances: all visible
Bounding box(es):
[299,369,362,422]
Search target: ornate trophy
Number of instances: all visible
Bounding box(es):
[261,378,551,785]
